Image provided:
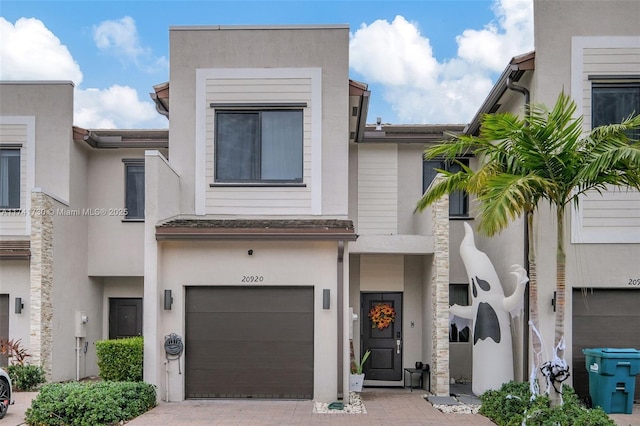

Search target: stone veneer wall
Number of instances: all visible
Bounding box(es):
[431,183,450,396]
[29,190,54,380]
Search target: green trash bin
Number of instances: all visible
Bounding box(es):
[583,348,640,414]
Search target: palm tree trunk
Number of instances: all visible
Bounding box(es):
[527,211,543,393]
[554,208,566,354]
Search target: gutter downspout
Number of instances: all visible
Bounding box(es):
[506,71,531,382]
[337,241,345,399]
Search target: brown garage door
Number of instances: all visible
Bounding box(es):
[572,289,640,402]
[185,286,313,399]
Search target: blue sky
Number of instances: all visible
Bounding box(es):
[0,0,534,128]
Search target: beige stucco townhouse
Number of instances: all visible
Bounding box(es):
[2,0,639,405]
[0,25,459,402]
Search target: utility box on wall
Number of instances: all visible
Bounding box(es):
[75,311,88,338]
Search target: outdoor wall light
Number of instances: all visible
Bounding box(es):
[248,249,253,256]
[164,290,173,310]
[323,289,330,310]
[15,297,24,314]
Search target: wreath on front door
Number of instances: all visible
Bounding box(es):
[368,303,396,330]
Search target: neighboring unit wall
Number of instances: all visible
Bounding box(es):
[530,0,640,388]
[357,144,398,235]
[87,148,149,276]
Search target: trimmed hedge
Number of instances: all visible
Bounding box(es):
[479,381,615,426]
[95,336,143,382]
[6,364,45,391]
[25,381,156,426]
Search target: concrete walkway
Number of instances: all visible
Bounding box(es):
[8,388,640,425]
[126,388,494,426]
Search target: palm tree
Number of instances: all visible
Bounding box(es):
[417,91,640,397]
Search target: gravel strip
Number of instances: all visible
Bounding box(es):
[313,391,366,414]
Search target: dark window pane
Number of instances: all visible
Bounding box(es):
[214,110,303,183]
[216,113,259,181]
[422,158,468,216]
[261,111,303,181]
[592,84,640,139]
[593,86,640,127]
[125,164,144,219]
[0,149,20,209]
[449,283,470,343]
[423,160,444,193]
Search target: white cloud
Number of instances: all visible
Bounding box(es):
[0,17,83,84]
[93,16,168,72]
[75,85,167,129]
[0,17,167,129]
[349,0,534,123]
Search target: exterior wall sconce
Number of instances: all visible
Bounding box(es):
[15,297,24,314]
[164,290,173,310]
[323,289,330,310]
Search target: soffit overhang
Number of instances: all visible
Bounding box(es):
[361,124,466,144]
[73,127,169,149]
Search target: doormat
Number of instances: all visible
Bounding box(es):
[313,392,366,414]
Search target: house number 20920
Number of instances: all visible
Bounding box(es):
[242,275,264,283]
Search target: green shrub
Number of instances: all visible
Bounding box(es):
[25,381,156,426]
[6,364,45,391]
[480,382,615,426]
[95,336,143,382]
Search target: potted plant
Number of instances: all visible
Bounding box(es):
[349,350,371,392]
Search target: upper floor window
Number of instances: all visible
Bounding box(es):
[123,159,144,220]
[592,82,640,138]
[423,158,469,217]
[0,149,20,209]
[214,110,303,183]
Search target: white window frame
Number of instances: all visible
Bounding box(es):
[194,68,322,216]
[571,36,640,244]
[0,116,35,235]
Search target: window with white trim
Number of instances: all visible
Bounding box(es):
[423,158,469,217]
[0,149,20,209]
[214,109,303,183]
[123,159,144,220]
[592,82,640,138]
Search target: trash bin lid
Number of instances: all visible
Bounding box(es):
[583,348,640,358]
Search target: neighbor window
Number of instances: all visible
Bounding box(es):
[0,149,20,209]
[592,82,640,138]
[214,110,303,183]
[423,158,469,216]
[124,160,144,220]
[449,283,470,343]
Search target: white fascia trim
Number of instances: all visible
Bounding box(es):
[1,116,35,235]
[195,67,322,216]
[571,36,640,244]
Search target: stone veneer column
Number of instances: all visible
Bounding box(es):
[431,182,450,396]
[30,190,54,380]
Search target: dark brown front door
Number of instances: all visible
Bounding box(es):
[0,295,8,367]
[185,286,314,399]
[361,292,402,381]
[108,298,142,339]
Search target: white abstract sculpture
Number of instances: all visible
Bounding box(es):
[450,222,528,396]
